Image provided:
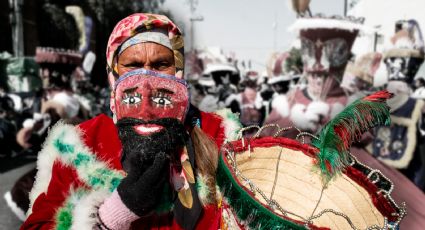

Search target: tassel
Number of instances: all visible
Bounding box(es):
[178,188,193,209]
[312,90,392,181]
[178,147,195,208]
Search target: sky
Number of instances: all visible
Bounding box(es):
[163,0,345,71]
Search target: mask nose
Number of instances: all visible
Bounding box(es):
[137,81,157,120]
[138,98,156,120]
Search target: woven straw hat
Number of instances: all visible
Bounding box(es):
[217,128,405,229]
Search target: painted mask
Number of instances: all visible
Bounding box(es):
[114,69,189,125]
[383,19,425,85]
[294,17,360,99]
[300,28,357,76]
[384,57,423,84]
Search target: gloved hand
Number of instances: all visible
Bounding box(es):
[117,151,170,216]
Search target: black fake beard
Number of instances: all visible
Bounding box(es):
[116,117,189,172]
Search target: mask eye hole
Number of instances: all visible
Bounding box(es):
[324,38,349,67]
[151,92,172,106]
[122,93,142,105]
[301,38,316,65]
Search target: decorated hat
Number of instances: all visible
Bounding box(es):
[289,15,364,77]
[267,52,292,84]
[217,91,406,229]
[383,19,425,84]
[267,49,303,85]
[341,52,382,92]
[35,47,82,66]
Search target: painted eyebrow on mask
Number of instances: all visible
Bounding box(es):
[155,88,174,95]
[122,87,138,94]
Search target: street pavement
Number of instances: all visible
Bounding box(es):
[0,162,35,230]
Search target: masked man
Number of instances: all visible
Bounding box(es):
[262,50,302,135]
[266,16,362,137]
[21,13,240,230]
[349,20,425,229]
[370,19,425,191]
[341,52,383,103]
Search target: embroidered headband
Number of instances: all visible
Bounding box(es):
[117,28,172,56]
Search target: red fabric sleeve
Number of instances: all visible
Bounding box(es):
[78,114,123,170]
[20,162,85,230]
[21,114,122,230]
[199,112,225,149]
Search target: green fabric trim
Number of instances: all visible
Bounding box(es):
[53,131,123,192]
[55,190,85,230]
[196,175,211,204]
[224,110,243,139]
[215,109,243,141]
[51,126,216,228]
[51,128,125,229]
[216,154,306,230]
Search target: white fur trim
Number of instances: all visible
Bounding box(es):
[288,18,371,33]
[290,104,314,130]
[28,121,69,216]
[4,191,26,221]
[289,102,330,131]
[306,101,331,118]
[196,174,212,207]
[215,109,242,141]
[268,75,292,84]
[70,189,111,230]
[28,120,122,217]
[271,95,290,118]
[330,102,345,118]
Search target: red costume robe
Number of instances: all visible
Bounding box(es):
[21,110,241,230]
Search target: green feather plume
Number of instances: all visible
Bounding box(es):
[312,90,392,181]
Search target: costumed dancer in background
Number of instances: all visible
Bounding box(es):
[261,15,361,137]
[252,72,274,125]
[226,70,262,127]
[197,72,220,112]
[262,49,302,133]
[21,13,241,230]
[369,19,425,191]
[350,19,425,229]
[341,52,383,103]
[4,4,86,218]
[412,77,425,99]
[4,47,84,221]
[198,64,240,113]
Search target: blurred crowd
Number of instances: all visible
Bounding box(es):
[0,49,111,162]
